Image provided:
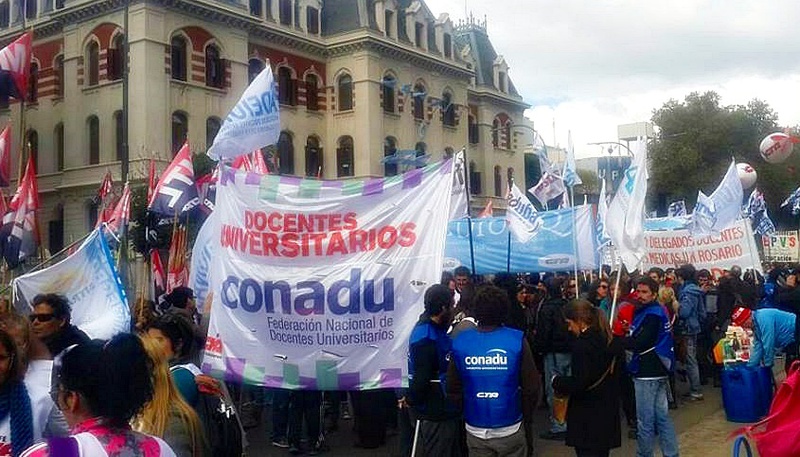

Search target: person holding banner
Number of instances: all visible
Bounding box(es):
[447,286,539,457]
[406,284,463,457]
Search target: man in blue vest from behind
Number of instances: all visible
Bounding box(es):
[447,285,540,457]
[407,283,463,456]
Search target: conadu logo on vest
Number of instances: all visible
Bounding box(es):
[476,391,500,398]
[463,348,509,370]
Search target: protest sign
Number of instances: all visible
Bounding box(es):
[13,228,129,340]
[203,160,454,390]
[642,219,762,276]
[444,206,598,274]
[762,231,799,263]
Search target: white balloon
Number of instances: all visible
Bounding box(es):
[759,133,795,163]
[736,163,757,189]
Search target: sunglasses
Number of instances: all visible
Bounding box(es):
[29,313,56,323]
[598,284,608,289]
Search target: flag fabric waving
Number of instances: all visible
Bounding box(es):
[605,140,648,269]
[478,199,494,218]
[206,66,280,160]
[781,186,800,216]
[745,188,776,236]
[690,159,743,237]
[148,142,199,217]
[562,131,582,188]
[0,33,31,101]
[529,172,566,207]
[0,126,10,187]
[105,183,131,237]
[667,200,687,217]
[596,178,611,249]
[0,156,38,268]
[506,182,542,243]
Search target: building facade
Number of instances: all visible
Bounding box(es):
[0,0,531,256]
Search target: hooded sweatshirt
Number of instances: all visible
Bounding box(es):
[677,281,706,336]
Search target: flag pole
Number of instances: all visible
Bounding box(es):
[570,186,579,298]
[507,178,513,273]
[462,146,476,276]
[118,0,131,296]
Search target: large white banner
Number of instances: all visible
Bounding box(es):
[762,231,800,263]
[642,219,762,277]
[13,228,129,340]
[203,160,454,390]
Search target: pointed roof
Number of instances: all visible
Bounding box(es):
[455,16,520,97]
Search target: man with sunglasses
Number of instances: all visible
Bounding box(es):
[29,294,89,357]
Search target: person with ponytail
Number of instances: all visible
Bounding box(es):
[136,336,208,457]
[552,300,622,457]
[21,333,176,456]
[0,329,34,457]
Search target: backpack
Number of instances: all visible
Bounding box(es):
[171,365,244,457]
[731,361,800,456]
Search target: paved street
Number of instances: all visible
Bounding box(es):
[243,378,748,457]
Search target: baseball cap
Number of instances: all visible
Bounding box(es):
[731,307,752,327]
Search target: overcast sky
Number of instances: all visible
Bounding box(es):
[426,0,800,158]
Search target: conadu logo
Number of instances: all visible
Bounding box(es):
[464,348,508,369]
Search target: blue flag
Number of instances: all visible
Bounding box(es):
[782,186,800,216]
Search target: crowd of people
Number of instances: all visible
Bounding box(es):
[0,262,795,457]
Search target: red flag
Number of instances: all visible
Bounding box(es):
[97,171,113,200]
[146,159,156,203]
[166,225,188,293]
[0,32,31,97]
[231,153,253,171]
[251,150,270,174]
[478,199,494,218]
[0,156,38,267]
[105,183,131,236]
[151,248,166,300]
[0,188,6,215]
[0,126,10,187]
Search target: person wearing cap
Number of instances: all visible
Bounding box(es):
[731,307,798,369]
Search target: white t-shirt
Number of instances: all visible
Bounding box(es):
[0,361,52,457]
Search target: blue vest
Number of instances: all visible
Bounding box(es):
[628,303,675,375]
[407,319,452,412]
[451,327,524,429]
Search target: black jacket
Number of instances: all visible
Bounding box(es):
[45,324,90,357]
[533,298,572,354]
[553,327,621,451]
[717,276,744,326]
[623,306,669,378]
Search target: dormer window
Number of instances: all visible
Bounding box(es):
[384,10,394,37]
[498,71,507,93]
[414,22,424,48]
[493,56,510,94]
[443,33,452,58]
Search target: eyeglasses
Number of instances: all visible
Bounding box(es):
[598,285,608,289]
[29,313,56,323]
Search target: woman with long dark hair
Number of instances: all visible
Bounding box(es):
[0,328,34,457]
[21,333,176,456]
[553,300,622,457]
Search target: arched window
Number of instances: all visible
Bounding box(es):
[0,2,9,28]
[25,0,36,19]
[86,200,99,230]
[248,58,264,83]
[27,62,37,102]
[337,136,354,177]
[206,117,221,149]
[504,121,512,149]
[494,165,502,197]
[170,36,187,81]
[26,129,38,171]
[205,44,224,88]
[442,92,456,127]
[469,161,481,195]
[305,74,319,111]
[107,34,124,81]
[54,55,64,97]
[413,83,425,120]
[277,67,296,106]
[306,7,319,34]
[279,0,292,25]
[277,131,294,175]
[171,111,188,155]
[492,118,499,148]
[382,75,395,113]
[468,114,478,144]
[337,74,353,111]
[305,136,323,177]
[384,137,397,177]
[87,116,99,164]
[86,41,99,86]
[414,142,426,170]
[54,122,64,171]
[114,110,123,161]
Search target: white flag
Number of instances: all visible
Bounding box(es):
[207,66,281,160]
[605,140,648,269]
[563,131,582,187]
[506,182,542,243]
[596,178,610,248]
[690,159,743,237]
[448,150,469,220]
[528,171,566,206]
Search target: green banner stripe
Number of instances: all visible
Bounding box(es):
[315,360,339,390]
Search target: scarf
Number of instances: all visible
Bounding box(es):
[0,381,34,457]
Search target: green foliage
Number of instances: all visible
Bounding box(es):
[649,91,800,221]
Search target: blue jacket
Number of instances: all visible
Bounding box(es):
[749,308,797,368]
[678,281,706,336]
